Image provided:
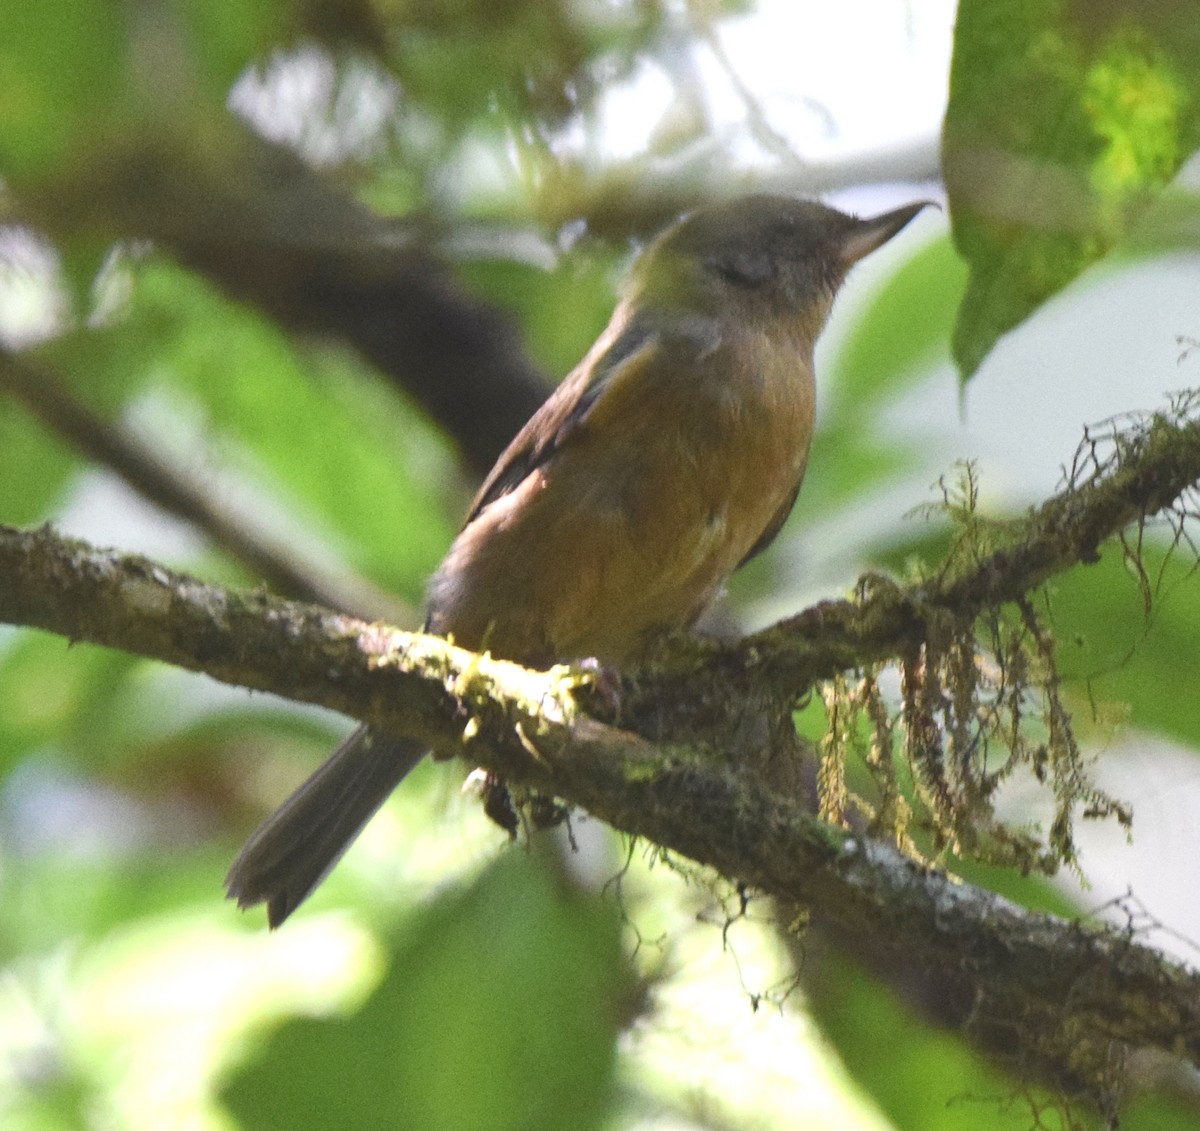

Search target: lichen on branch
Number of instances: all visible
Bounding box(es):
[3,392,1200,1113]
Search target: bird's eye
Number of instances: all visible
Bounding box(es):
[707,252,774,288]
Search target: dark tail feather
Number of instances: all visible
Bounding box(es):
[226,725,426,927]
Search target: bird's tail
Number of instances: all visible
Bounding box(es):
[226,725,426,927]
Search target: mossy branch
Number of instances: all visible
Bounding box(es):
[718,396,1200,697]
[3,520,1200,1105]
[3,397,1200,1115]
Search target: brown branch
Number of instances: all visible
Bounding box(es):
[4,401,1200,1110]
[16,127,551,477]
[1,518,1199,1112]
[534,137,943,241]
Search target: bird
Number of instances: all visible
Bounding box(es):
[226,192,930,926]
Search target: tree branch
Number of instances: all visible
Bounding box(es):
[659,398,1200,708]
[5,382,1200,1116]
[16,127,552,477]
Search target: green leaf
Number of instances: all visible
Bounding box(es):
[172,0,294,95]
[944,0,1200,380]
[0,403,79,524]
[1047,540,1200,749]
[826,236,967,418]
[0,0,125,177]
[1121,1093,1200,1131]
[49,259,456,600]
[0,0,307,188]
[457,252,620,380]
[807,950,1069,1131]
[0,631,150,775]
[223,852,629,1131]
[809,946,1200,1130]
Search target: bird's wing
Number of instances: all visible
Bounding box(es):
[461,318,667,524]
[737,478,803,568]
[466,307,801,571]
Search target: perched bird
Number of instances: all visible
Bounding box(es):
[227,193,930,926]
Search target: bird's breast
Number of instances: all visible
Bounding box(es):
[427,333,816,668]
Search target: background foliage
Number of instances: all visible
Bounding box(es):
[2,1,1200,1129]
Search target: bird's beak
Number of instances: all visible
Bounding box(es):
[838,200,936,266]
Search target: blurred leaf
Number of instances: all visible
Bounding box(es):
[868,525,956,579]
[947,857,1087,920]
[0,633,149,774]
[172,0,295,94]
[796,421,916,518]
[809,944,1200,1130]
[0,404,78,524]
[0,0,125,178]
[1047,539,1200,749]
[223,851,629,1131]
[0,837,227,961]
[2,1063,92,1131]
[944,0,1200,380]
[457,248,621,378]
[826,236,967,418]
[384,0,661,134]
[807,949,1093,1131]
[1121,1093,1200,1131]
[0,0,346,182]
[49,258,456,599]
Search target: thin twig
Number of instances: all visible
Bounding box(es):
[0,346,413,623]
